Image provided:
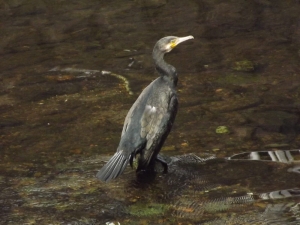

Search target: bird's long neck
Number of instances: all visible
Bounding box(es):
[152,48,178,86]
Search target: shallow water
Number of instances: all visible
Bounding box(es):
[1,0,300,224]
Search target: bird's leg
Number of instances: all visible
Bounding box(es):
[129,153,133,168]
[155,155,168,173]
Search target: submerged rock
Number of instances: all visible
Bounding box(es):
[232,60,255,72]
[215,125,230,134]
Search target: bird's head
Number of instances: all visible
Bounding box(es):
[156,35,194,53]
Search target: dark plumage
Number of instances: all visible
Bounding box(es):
[96,35,194,182]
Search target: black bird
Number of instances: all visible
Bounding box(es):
[96,35,194,182]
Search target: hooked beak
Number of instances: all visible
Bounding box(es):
[175,35,194,46]
[164,35,194,52]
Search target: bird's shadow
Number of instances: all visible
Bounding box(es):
[132,170,158,187]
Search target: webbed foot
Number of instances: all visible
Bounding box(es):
[156,155,168,173]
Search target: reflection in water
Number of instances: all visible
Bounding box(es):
[229,149,300,163]
[228,149,300,176]
[166,152,300,223]
[1,0,300,224]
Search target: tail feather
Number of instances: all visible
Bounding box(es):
[96,151,130,182]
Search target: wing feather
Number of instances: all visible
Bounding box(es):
[139,91,178,167]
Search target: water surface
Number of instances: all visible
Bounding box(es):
[1,0,300,224]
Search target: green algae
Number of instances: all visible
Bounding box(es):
[129,203,169,217]
[103,71,134,95]
[232,60,255,72]
[216,126,230,134]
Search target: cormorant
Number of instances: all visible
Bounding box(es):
[96,35,194,182]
